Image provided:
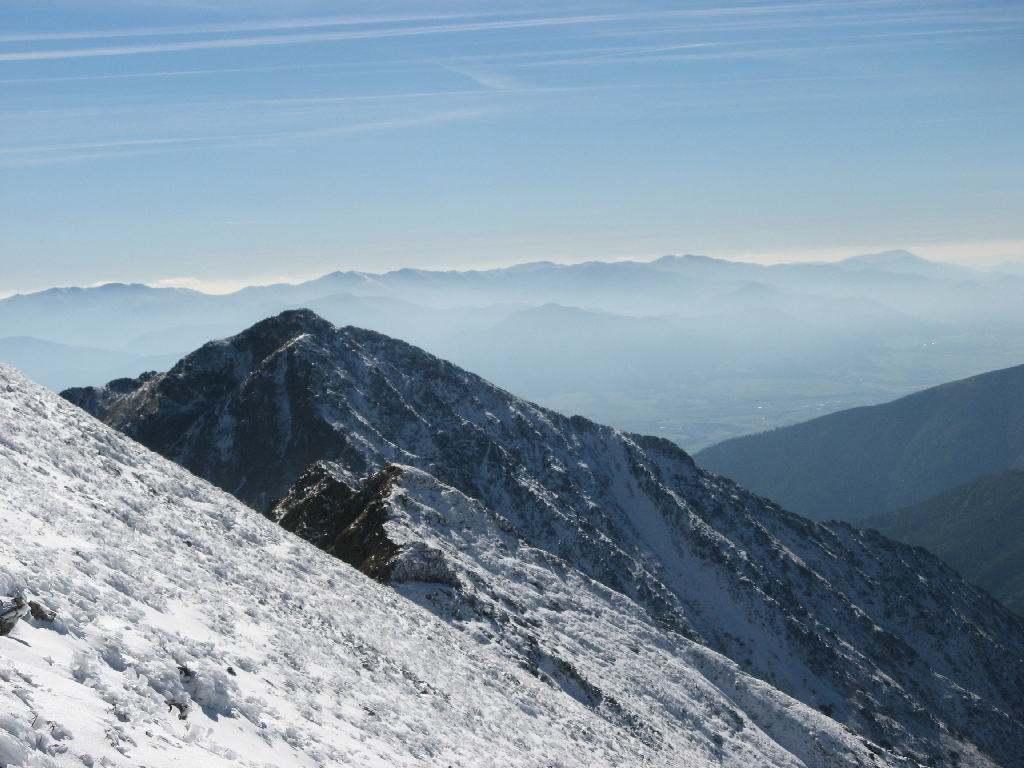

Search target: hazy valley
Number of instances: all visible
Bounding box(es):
[6,251,1024,451]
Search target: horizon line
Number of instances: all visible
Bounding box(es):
[6,247,1022,300]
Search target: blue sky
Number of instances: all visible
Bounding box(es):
[2,1,1023,294]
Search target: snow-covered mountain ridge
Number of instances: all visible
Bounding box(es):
[2,363,900,767]
[61,310,1024,767]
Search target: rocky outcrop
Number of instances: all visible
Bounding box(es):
[0,597,28,636]
[62,371,159,423]
[269,463,405,583]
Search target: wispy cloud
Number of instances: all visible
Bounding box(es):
[0,11,477,43]
[1,5,933,62]
[0,108,496,167]
[0,44,715,84]
[0,13,686,62]
[0,62,351,84]
[1,3,868,45]
[448,68,520,90]
[0,135,230,156]
[4,3,1016,66]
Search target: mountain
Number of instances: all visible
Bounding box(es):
[0,283,248,351]
[833,250,981,281]
[5,362,898,768]
[61,309,1024,767]
[858,470,1024,615]
[695,362,1024,521]
[0,336,180,392]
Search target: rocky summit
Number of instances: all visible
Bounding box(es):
[64,309,1024,767]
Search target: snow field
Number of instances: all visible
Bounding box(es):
[381,467,892,768]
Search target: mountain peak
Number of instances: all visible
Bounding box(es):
[833,249,978,279]
[840,249,922,265]
[63,310,535,510]
[237,306,335,340]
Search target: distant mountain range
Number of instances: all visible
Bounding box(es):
[8,250,1024,450]
[695,362,1024,521]
[60,309,1024,767]
[858,470,1024,615]
[0,335,180,394]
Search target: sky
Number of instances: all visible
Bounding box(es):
[2,0,1023,295]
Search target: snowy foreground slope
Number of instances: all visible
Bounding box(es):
[0,363,902,768]
[61,310,1024,767]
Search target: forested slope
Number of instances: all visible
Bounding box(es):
[695,363,1024,520]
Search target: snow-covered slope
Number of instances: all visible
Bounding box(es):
[0,362,915,768]
[61,310,1024,767]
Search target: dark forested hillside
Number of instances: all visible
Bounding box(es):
[694,363,1024,520]
[858,470,1024,615]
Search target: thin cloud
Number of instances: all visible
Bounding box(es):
[0,62,353,84]
[0,2,890,43]
[448,68,520,90]
[0,108,496,168]
[0,14,696,62]
[0,11,478,42]
[0,82,674,135]
[0,5,922,62]
[4,4,1014,65]
[0,135,232,156]
[0,44,720,84]
[515,43,720,68]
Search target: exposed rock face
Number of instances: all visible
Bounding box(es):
[270,462,404,582]
[63,371,160,421]
[0,597,28,636]
[268,463,463,589]
[63,309,1024,768]
[28,600,55,622]
[63,312,358,511]
[266,460,357,543]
